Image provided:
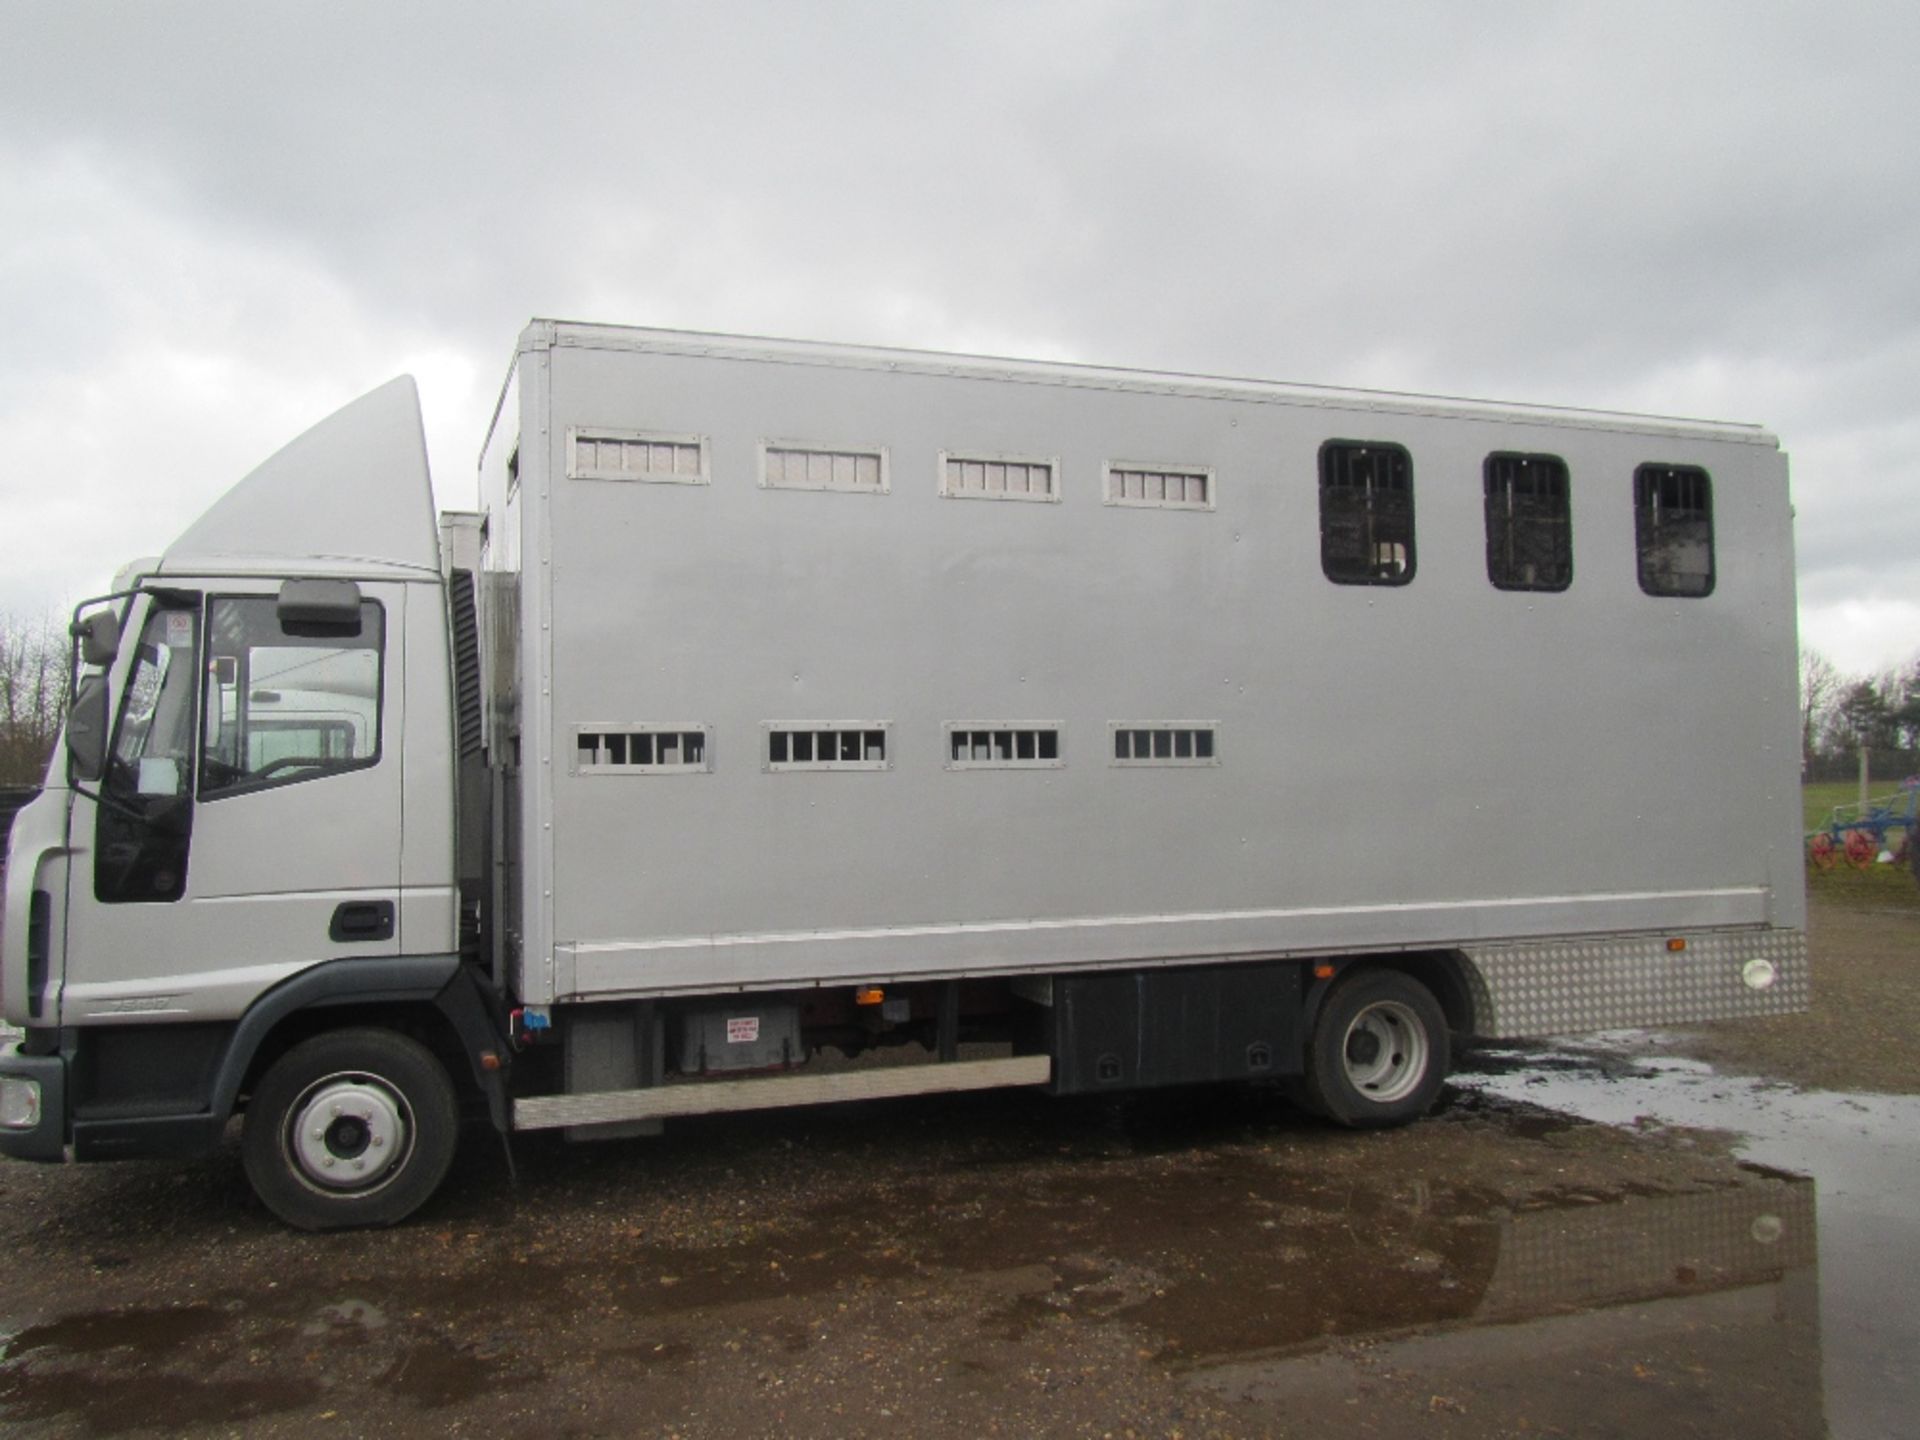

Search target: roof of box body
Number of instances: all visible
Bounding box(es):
[519,319,1777,448]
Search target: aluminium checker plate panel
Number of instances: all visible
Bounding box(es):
[1462,927,1809,1038]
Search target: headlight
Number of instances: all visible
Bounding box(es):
[0,1075,42,1130]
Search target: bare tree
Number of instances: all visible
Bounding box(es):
[0,611,69,786]
[1799,647,1840,768]
[1882,652,1920,752]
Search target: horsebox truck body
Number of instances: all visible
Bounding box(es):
[1,321,1807,1227]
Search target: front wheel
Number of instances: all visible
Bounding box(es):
[242,1028,459,1231]
[1301,969,1450,1128]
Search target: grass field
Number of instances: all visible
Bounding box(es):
[1806,857,1920,910]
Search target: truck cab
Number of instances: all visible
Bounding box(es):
[0,377,504,1228]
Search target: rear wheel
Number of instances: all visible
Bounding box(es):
[1302,969,1450,1128]
[242,1028,458,1231]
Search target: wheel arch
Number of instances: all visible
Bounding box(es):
[214,956,510,1132]
[1366,951,1480,1036]
[1302,950,1481,1039]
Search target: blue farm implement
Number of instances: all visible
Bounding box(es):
[1807,778,1919,870]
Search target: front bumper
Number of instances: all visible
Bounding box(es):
[0,1041,67,1162]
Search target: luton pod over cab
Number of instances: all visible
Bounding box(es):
[0,323,1807,1229]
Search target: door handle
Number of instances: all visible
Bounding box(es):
[329,900,395,943]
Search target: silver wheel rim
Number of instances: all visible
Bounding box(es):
[1340,1000,1429,1104]
[285,1071,414,1195]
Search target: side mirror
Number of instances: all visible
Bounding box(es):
[277,578,363,634]
[71,610,120,667]
[67,673,110,783]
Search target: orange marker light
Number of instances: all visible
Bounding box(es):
[855,988,885,1006]
[1667,938,1687,953]
[1312,964,1336,980]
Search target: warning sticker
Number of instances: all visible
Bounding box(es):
[726,1016,760,1045]
[165,611,195,649]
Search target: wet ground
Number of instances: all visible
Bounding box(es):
[0,1069,1837,1439]
[1463,1040,1920,1440]
[0,892,1911,1438]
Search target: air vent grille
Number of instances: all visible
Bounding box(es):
[1106,463,1213,510]
[763,444,888,493]
[941,452,1059,503]
[1110,724,1219,766]
[569,429,709,484]
[574,725,711,774]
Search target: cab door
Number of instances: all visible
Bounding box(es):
[60,582,407,1024]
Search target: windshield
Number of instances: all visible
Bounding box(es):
[108,604,198,799]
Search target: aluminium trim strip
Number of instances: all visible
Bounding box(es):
[567,886,1769,957]
[513,1054,1051,1131]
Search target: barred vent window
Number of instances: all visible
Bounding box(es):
[1635,464,1715,598]
[945,724,1064,769]
[569,429,709,485]
[766,724,891,771]
[763,443,889,494]
[940,451,1060,503]
[1111,724,1219,766]
[1106,462,1214,511]
[574,725,710,774]
[1319,441,1414,585]
[1484,453,1572,593]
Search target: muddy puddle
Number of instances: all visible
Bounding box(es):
[0,1082,1834,1437]
[1460,1038,1920,1440]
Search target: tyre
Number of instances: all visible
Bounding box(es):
[1301,969,1449,1128]
[242,1027,459,1231]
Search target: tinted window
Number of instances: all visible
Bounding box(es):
[1485,453,1572,592]
[1320,442,1414,585]
[1634,464,1714,597]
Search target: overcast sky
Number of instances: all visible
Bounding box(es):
[2,2,1915,674]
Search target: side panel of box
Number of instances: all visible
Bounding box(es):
[522,336,1801,1002]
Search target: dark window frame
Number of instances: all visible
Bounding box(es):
[1483,452,1573,593]
[1318,441,1415,586]
[1633,464,1716,598]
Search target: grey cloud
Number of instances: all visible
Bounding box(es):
[1,1,1915,664]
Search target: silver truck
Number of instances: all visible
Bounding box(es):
[0,322,1808,1228]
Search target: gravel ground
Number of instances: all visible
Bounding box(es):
[0,1079,1819,1439]
[0,882,1902,1437]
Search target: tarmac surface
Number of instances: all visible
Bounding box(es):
[1,889,1912,1438]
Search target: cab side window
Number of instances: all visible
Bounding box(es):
[200,597,384,799]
